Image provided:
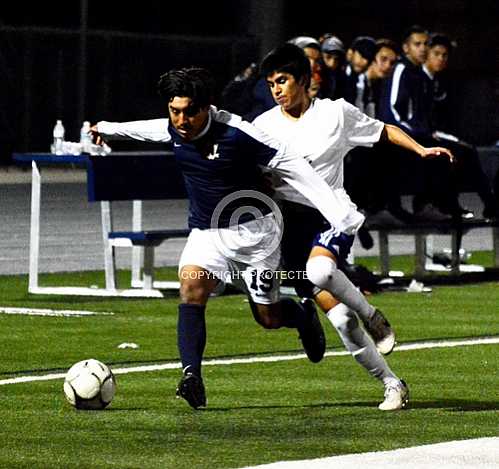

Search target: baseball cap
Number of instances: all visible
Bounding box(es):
[321,36,345,55]
[288,36,321,50]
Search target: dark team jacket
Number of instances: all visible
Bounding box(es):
[430,71,455,133]
[377,56,433,139]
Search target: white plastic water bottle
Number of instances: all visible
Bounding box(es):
[52,120,65,155]
[80,120,92,153]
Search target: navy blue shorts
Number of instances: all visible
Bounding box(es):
[312,229,355,266]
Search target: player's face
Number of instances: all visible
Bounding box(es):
[322,52,341,70]
[403,33,429,65]
[308,78,321,98]
[303,46,321,71]
[426,45,449,73]
[168,96,209,141]
[371,47,398,78]
[266,71,308,112]
[350,50,369,73]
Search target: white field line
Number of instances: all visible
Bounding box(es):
[0,336,498,386]
[0,307,113,317]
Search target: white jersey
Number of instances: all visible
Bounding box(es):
[253,98,384,233]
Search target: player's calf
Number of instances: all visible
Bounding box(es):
[362,309,396,355]
[306,255,396,354]
[296,297,326,362]
[280,297,326,362]
[251,298,326,362]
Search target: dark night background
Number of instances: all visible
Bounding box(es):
[1,0,498,163]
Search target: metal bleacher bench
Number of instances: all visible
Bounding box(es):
[87,152,189,295]
[365,217,499,278]
[360,145,499,279]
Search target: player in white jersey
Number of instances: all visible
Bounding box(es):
[254,43,454,410]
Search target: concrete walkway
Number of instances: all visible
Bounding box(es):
[241,437,499,469]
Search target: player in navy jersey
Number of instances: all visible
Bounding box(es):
[92,67,363,409]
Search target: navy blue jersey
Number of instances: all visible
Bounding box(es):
[168,114,278,229]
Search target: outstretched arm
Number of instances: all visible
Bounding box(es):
[380,124,454,162]
[268,149,364,234]
[91,119,171,144]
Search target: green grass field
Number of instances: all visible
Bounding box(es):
[0,258,498,468]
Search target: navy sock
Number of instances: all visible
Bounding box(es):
[177,303,206,377]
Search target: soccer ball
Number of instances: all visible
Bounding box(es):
[63,359,116,410]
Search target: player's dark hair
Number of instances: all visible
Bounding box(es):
[260,43,311,89]
[157,67,215,111]
[428,33,455,52]
[402,24,429,44]
[350,36,377,63]
[375,38,400,56]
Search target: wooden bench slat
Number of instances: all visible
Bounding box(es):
[366,218,499,235]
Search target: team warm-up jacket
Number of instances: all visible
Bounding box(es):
[97,107,362,233]
[378,56,433,139]
[423,66,454,134]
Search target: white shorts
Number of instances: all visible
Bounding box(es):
[178,214,282,304]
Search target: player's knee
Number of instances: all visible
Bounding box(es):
[306,256,337,290]
[179,279,211,304]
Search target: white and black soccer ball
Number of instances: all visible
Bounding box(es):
[63,359,116,410]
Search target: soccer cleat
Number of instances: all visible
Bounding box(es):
[176,370,206,409]
[413,203,452,222]
[297,298,326,363]
[357,226,374,250]
[378,379,409,411]
[365,209,406,228]
[362,309,396,355]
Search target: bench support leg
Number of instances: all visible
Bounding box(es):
[493,227,499,268]
[131,200,143,287]
[450,230,461,275]
[28,161,41,292]
[101,201,117,290]
[142,246,155,290]
[415,234,426,279]
[378,231,390,276]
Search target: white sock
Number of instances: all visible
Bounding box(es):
[307,255,375,322]
[327,303,398,385]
